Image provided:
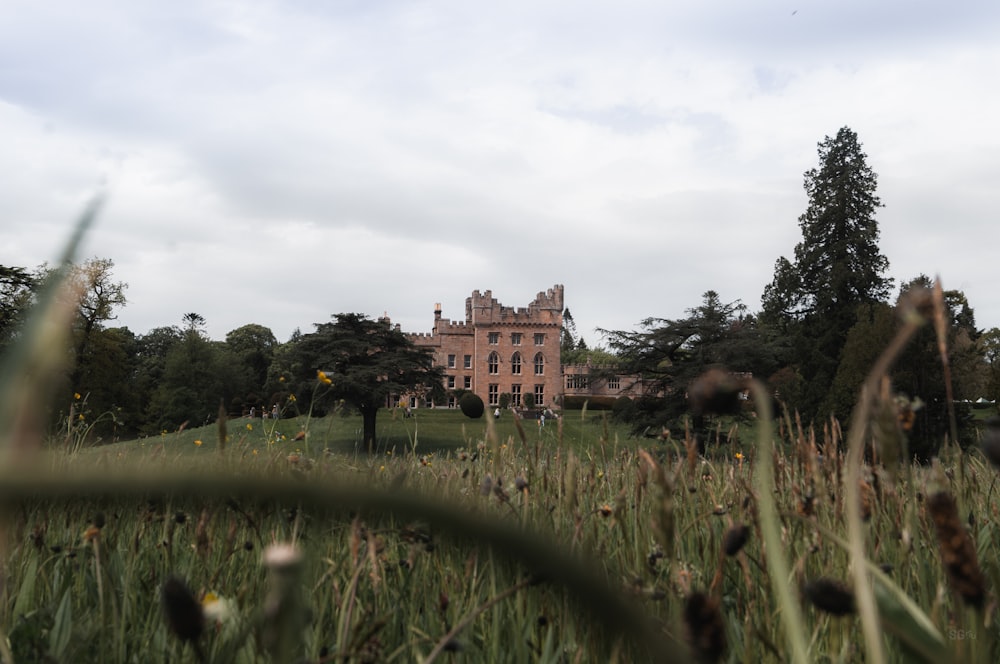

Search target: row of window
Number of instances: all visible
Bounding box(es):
[564,375,621,389]
[446,351,547,376]
[488,351,544,375]
[486,332,546,346]
[446,354,473,369]
[486,384,545,407]
[446,375,473,389]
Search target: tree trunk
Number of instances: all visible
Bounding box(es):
[362,407,378,453]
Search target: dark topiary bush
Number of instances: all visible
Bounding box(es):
[562,396,616,410]
[611,396,634,420]
[459,392,485,419]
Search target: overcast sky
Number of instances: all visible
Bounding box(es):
[2,1,998,345]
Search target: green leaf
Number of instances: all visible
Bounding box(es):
[872,572,948,662]
[49,588,73,659]
[12,557,38,619]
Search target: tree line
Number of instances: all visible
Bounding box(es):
[3,127,999,457]
[602,127,1000,459]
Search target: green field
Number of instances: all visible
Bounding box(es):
[3,401,999,663]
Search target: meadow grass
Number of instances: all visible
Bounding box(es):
[2,407,999,662]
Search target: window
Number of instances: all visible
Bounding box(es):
[464,376,471,389]
[533,353,544,375]
[488,384,498,406]
[488,332,499,345]
[534,333,545,345]
[488,351,499,375]
[447,376,455,389]
[566,374,589,389]
[512,333,522,345]
[511,352,522,375]
[447,354,456,368]
[511,384,521,406]
[608,376,621,390]
[464,354,472,369]
[534,384,544,405]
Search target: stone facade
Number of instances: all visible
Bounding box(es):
[562,363,650,400]
[409,285,565,409]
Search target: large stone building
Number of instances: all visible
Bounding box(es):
[409,285,565,409]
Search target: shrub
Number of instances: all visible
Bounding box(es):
[459,392,485,419]
[562,395,616,410]
[611,396,633,420]
[523,392,536,410]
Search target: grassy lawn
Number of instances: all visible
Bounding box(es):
[90,406,645,461]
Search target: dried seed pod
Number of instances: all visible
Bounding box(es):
[722,524,750,557]
[803,578,856,616]
[926,491,986,609]
[683,591,727,663]
[161,575,205,645]
[859,480,875,522]
[689,369,744,417]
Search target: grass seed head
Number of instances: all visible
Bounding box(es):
[722,524,750,557]
[688,368,744,417]
[161,575,205,644]
[683,591,727,663]
[803,578,856,616]
[926,491,987,609]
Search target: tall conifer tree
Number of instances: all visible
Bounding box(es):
[761,127,892,417]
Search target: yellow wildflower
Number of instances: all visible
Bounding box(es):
[194,439,203,447]
[735,452,744,460]
[74,392,81,400]
[78,413,85,421]
[278,376,286,383]
[246,423,253,431]
[317,370,332,385]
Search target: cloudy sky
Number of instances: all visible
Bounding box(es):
[2,1,998,345]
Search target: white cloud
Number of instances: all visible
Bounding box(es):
[2,0,1000,347]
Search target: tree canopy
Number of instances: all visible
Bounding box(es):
[0,265,38,352]
[288,313,444,450]
[602,291,779,439]
[761,127,892,417]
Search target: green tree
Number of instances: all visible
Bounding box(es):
[891,278,979,456]
[982,328,1000,410]
[148,314,238,431]
[0,265,38,352]
[561,308,579,356]
[602,291,778,437]
[134,326,183,431]
[226,323,278,412]
[761,127,892,418]
[289,313,444,450]
[824,302,895,422]
[73,326,140,440]
[64,258,128,391]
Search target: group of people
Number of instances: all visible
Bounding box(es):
[248,404,280,419]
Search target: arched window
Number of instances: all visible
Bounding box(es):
[511,352,522,375]
[534,353,544,375]
[488,351,499,375]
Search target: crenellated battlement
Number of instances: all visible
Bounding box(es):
[466,284,564,326]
